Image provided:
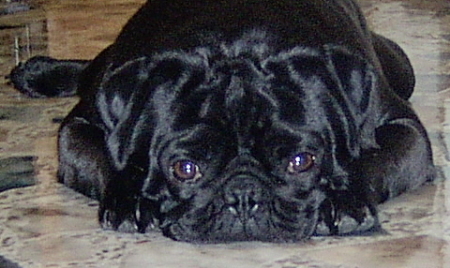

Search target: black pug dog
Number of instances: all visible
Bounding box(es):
[9,0,435,242]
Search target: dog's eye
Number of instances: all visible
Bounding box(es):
[172,160,202,182]
[287,153,315,174]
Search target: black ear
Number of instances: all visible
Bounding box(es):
[97,54,207,170]
[96,57,154,170]
[323,45,380,153]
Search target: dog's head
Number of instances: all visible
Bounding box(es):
[96,32,380,242]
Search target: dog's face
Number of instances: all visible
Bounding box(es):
[97,34,379,242]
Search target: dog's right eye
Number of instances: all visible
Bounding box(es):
[172,160,202,182]
[287,153,315,174]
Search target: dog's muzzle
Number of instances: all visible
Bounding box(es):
[224,175,265,224]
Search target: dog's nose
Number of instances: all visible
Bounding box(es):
[224,177,263,220]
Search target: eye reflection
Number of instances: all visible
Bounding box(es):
[172,160,202,181]
[287,153,315,174]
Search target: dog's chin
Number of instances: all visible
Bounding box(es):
[158,192,324,243]
[163,212,319,243]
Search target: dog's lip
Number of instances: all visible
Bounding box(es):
[152,180,323,242]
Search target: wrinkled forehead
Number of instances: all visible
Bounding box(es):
[169,45,333,133]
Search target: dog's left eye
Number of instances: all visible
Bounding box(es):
[172,160,202,182]
[287,153,315,174]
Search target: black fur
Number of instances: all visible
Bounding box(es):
[8,0,435,242]
[8,56,89,98]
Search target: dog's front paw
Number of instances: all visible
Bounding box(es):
[100,208,139,233]
[315,198,382,236]
[99,196,156,233]
[98,194,140,233]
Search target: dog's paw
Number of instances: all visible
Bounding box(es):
[315,203,383,236]
[100,208,139,233]
[99,196,156,233]
[8,56,87,98]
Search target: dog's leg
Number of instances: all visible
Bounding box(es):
[7,56,90,98]
[357,118,435,204]
[320,118,435,236]
[58,115,145,232]
[372,33,415,100]
[58,116,110,200]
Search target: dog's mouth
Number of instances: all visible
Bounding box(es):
[153,182,325,243]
